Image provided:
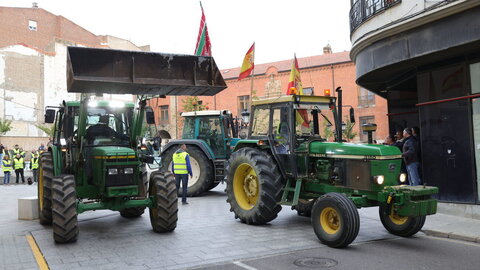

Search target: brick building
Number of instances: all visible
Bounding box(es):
[0,4,147,150]
[150,47,389,143]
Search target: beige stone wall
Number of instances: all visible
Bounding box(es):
[0,136,49,157]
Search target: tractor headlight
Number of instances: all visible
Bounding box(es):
[373,175,385,185]
[399,173,407,183]
[108,168,118,175]
[124,168,134,174]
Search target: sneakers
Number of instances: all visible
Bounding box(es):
[182,201,189,205]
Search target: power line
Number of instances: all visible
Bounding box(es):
[0,96,43,111]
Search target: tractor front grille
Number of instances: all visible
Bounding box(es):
[105,166,136,187]
[344,159,371,190]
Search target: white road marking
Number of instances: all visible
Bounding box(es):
[233,261,259,270]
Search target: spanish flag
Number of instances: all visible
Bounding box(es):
[286,54,303,95]
[238,43,255,81]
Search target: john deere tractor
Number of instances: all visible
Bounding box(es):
[160,110,240,196]
[226,88,438,248]
[38,47,226,243]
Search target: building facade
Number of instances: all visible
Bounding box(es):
[350,0,480,203]
[0,4,147,151]
[149,49,390,143]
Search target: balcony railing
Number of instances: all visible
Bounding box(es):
[350,0,401,33]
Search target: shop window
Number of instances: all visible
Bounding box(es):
[159,105,169,124]
[358,87,375,107]
[359,116,375,142]
[470,62,480,94]
[237,95,250,117]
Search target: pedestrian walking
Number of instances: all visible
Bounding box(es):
[402,127,421,186]
[2,155,12,185]
[171,144,193,205]
[30,152,39,182]
[13,153,25,184]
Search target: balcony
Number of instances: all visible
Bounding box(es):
[350,0,401,34]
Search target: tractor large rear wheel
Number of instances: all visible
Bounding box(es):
[38,152,53,225]
[161,146,214,197]
[379,205,426,237]
[52,174,78,243]
[311,193,360,248]
[226,147,283,225]
[120,165,148,218]
[149,171,178,232]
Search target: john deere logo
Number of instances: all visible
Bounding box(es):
[389,164,396,171]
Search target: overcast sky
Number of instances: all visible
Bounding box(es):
[1,0,352,69]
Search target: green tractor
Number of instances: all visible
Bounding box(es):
[226,88,438,248]
[38,47,226,243]
[160,110,241,196]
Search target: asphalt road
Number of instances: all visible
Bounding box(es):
[194,236,480,270]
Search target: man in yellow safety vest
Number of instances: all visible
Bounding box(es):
[171,144,193,205]
[13,153,25,184]
[31,153,39,182]
[2,155,12,185]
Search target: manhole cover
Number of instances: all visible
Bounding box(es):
[293,257,338,268]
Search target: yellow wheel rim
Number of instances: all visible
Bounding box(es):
[388,207,409,225]
[38,165,44,210]
[320,207,340,234]
[233,163,259,210]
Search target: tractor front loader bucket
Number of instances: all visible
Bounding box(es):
[67,47,227,96]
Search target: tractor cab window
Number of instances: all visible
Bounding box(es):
[251,108,270,136]
[198,116,225,157]
[294,103,335,142]
[182,117,195,139]
[85,107,132,146]
[272,107,290,154]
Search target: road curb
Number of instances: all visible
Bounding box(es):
[422,229,479,243]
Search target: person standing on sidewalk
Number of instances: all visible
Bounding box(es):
[171,144,193,205]
[2,155,12,185]
[30,152,39,182]
[402,127,421,186]
[13,153,25,184]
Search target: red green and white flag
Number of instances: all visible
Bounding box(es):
[194,2,212,56]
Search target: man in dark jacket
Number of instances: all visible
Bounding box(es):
[402,128,421,186]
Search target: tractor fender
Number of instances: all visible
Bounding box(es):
[161,140,214,160]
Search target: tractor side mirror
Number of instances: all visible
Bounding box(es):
[45,109,55,123]
[146,110,155,124]
[349,107,355,123]
[153,137,161,151]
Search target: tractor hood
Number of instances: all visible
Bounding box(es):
[304,142,402,160]
[91,146,136,159]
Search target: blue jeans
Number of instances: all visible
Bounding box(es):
[406,162,421,186]
[3,171,10,184]
[175,174,189,203]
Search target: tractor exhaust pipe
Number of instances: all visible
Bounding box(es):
[335,86,342,142]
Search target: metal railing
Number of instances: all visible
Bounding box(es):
[350,0,402,33]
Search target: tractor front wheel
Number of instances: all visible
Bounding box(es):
[311,193,360,248]
[379,205,426,237]
[52,174,78,243]
[38,152,53,225]
[149,171,178,232]
[226,147,283,225]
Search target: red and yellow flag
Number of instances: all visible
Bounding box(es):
[194,2,212,56]
[286,54,303,95]
[238,43,255,81]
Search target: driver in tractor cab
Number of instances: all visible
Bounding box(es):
[85,114,117,144]
[275,122,290,154]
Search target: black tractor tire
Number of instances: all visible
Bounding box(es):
[52,174,78,243]
[379,204,426,237]
[38,152,53,225]
[293,199,315,217]
[120,165,148,218]
[149,171,178,232]
[161,146,214,197]
[311,192,360,248]
[226,147,283,225]
[207,181,220,191]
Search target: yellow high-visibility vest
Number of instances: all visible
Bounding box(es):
[2,160,12,172]
[31,158,39,169]
[13,158,24,170]
[173,152,189,175]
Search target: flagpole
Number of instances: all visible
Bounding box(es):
[249,42,255,110]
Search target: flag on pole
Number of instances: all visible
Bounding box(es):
[286,54,303,95]
[194,2,212,56]
[238,43,255,81]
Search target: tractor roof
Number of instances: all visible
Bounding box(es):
[181,110,232,117]
[252,95,334,106]
[65,100,135,108]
